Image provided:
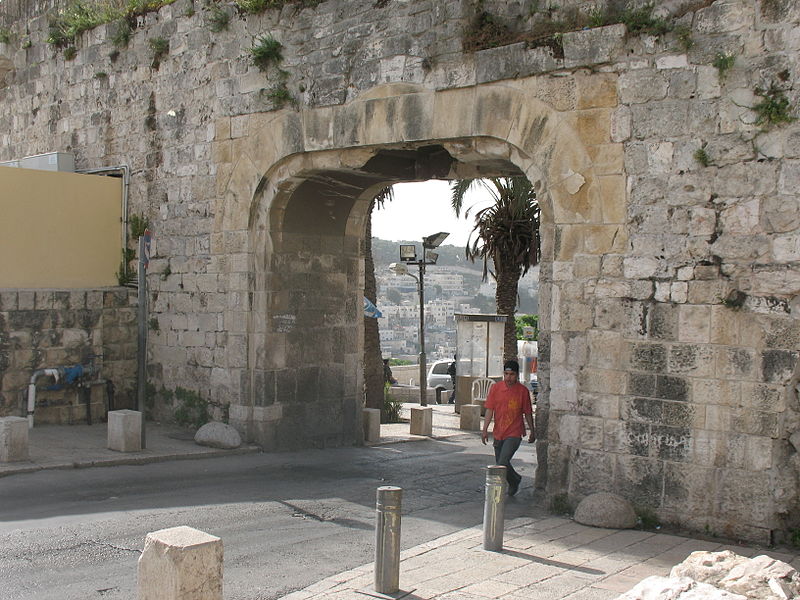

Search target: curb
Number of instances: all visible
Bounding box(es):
[0,444,262,478]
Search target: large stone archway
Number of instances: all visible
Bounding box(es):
[211,79,626,468]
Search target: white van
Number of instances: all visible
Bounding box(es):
[427,359,454,390]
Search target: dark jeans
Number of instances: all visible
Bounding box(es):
[493,436,522,488]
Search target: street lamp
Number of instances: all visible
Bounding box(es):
[388,231,449,406]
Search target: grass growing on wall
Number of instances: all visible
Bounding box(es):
[464,2,675,54]
[47,0,177,48]
[235,0,320,14]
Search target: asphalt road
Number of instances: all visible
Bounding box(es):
[0,433,538,600]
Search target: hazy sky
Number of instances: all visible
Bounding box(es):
[371,180,494,248]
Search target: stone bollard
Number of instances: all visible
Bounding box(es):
[409,407,432,436]
[0,416,29,462]
[459,404,481,431]
[363,408,381,443]
[483,465,507,551]
[138,526,223,600]
[108,409,142,452]
[374,486,402,595]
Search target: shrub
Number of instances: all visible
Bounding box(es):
[674,24,693,51]
[265,82,295,109]
[0,27,11,44]
[550,493,572,516]
[208,5,230,32]
[712,52,735,79]
[753,84,796,128]
[149,36,169,69]
[381,383,403,424]
[463,11,517,52]
[111,20,132,47]
[173,387,210,429]
[693,146,710,167]
[790,527,800,549]
[635,506,660,530]
[129,213,150,238]
[619,5,671,36]
[250,34,283,71]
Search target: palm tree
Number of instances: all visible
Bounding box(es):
[363,186,394,410]
[451,177,541,361]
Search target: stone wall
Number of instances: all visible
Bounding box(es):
[1,0,799,542]
[0,289,137,423]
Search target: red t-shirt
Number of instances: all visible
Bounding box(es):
[485,381,532,440]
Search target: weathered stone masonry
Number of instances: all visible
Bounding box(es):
[1,0,799,542]
[0,289,137,422]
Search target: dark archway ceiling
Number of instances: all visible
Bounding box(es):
[281,144,523,236]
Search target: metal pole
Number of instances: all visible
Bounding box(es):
[136,236,147,449]
[483,465,507,551]
[418,261,427,406]
[374,486,402,594]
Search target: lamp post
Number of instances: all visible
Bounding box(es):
[389,232,449,406]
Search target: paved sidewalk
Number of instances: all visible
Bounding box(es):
[0,402,462,477]
[0,421,260,477]
[372,402,469,445]
[278,513,800,600]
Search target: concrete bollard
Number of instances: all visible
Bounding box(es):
[108,409,143,452]
[409,407,432,436]
[138,526,223,600]
[363,408,381,443]
[483,465,507,551]
[459,404,481,431]
[374,486,402,595]
[0,416,29,462]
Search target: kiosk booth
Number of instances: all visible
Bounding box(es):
[453,314,507,410]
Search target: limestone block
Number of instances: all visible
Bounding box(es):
[138,526,223,600]
[409,407,432,436]
[563,24,625,69]
[618,575,746,600]
[575,72,618,109]
[475,42,559,84]
[619,69,669,104]
[195,422,242,449]
[762,196,800,234]
[670,550,800,600]
[573,492,636,529]
[108,410,142,452]
[363,408,380,442]
[459,404,481,431]
[0,417,29,462]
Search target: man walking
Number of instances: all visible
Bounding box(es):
[481,360,534,496]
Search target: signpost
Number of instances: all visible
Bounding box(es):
[136,229,151,448]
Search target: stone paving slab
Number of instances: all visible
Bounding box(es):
[369,403,472,446]
[0,421,260,477]
[277,516,800,600]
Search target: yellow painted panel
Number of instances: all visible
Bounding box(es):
[0,167,122,288]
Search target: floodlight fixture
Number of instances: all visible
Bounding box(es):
[422,231,449,249]
[426,251,439,265]
[399,244,417,262]
[388,262,409,276]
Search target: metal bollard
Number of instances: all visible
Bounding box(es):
[375,486,402,594]
[483,465,507,551]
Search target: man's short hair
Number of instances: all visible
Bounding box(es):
[503,360,520,373]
